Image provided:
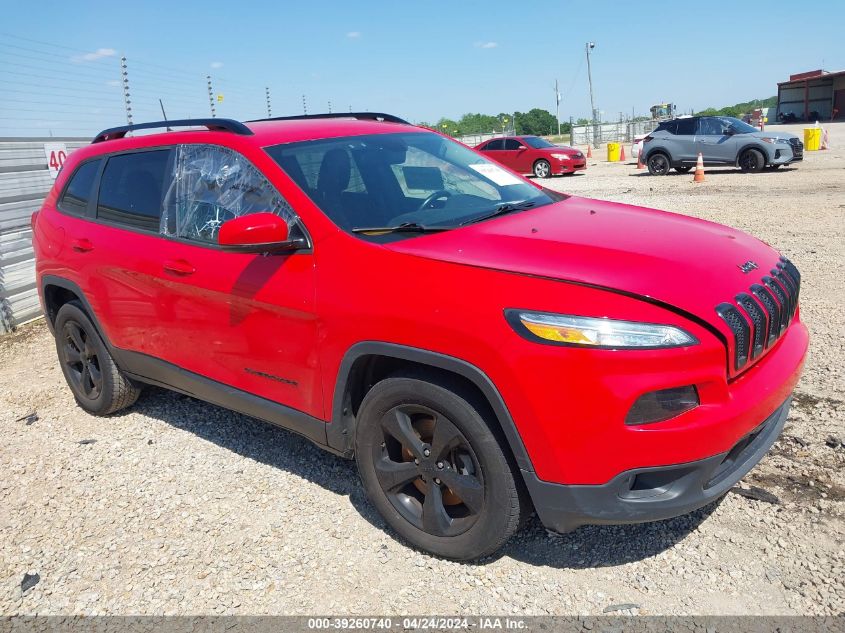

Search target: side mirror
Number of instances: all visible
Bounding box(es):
[517,145,528,150]
[218,212,302,253]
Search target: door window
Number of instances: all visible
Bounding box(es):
[97,150,171,231]
[483,139,504,150]
[163,145,298,244]
[503,139,523,150]
[697,117,726,135]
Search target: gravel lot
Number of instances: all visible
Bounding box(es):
[1,122,843,617]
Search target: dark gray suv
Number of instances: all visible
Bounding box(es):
[641,116,803,176]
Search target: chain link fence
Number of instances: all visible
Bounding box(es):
[570,120,660,146]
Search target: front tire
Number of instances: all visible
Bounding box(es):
[647,153,671,175]
[533,159,551,178]
[739,148,764,173]
[54,301,141,416]
[354,373,524,560]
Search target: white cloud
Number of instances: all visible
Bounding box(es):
[474,41,498,49]
[72,47,116,62]
[210,61,224,69]
[346,31,361,39]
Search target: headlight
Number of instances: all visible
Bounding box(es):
[761,137,791,144]
[550,153,570,160]
[506,310,698,348]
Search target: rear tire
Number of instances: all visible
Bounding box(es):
[533,159,551,179]
[54,301,141,416]
[647,153,671,175]
[739,148,764,173]
[354,373,524,560]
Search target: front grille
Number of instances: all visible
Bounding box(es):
[716,257,800,373]
[789,137,803,158]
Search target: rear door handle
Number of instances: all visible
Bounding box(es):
[163,259,196,275]
[71,238,94,253]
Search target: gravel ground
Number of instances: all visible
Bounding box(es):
[1,122,843,617]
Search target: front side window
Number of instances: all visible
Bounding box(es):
[503,139,523,150]
[721,117,759,134]
[162,144,298,244]
[97,150,171,231]
[59,159,101,216]
[483,139,504,150]
[266,131,560,238]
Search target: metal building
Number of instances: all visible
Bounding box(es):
[776,69,845,122]
[0,137,88,333]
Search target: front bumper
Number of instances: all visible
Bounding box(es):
[553,159,587,174]
[772,139,804,165]
[524,397,791,533]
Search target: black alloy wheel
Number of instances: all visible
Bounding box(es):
[373,403,484,537]
[354,373,525,560]
[647,153,671,175]
[61,320,103,401]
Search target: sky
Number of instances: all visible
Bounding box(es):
[1,0,844,136]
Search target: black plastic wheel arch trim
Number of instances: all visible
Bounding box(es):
[328,341,534,472]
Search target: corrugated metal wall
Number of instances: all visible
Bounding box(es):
[0,137,89,333]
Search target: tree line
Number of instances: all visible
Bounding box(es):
[418,109,581,137]
[694,96,777,118]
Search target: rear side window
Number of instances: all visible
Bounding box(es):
[58,159,101,216]
[656,121,677,134]
[97,150,171,232]
[675,118,696,135]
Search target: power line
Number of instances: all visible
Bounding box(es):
[0,69,123,89]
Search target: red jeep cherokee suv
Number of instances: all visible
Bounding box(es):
[33,113,807,560]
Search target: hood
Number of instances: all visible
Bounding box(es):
[546,145,581,155]
[748,130,800,142]
[387,196,782,329]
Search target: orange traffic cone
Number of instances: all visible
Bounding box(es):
[693,152,705,183]
[587,145,593,159]
[619,144,626,162]
[636,144,645,169]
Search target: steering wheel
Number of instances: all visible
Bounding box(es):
[416,190,452,212]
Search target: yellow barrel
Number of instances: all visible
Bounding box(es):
[804,128,821,151]
[606,142,621,162]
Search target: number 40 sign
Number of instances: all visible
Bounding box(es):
[43,143,69,179]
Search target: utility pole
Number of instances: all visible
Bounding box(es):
[555,78,561,136]
[265,87,272,118]
[302,94,307,115]
[207,75,216,118]
[585,42,597,146]
[328,100,332,113]
[120,56,133,126]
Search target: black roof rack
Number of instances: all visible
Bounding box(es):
[247,112,410,125]
[92,118,253,144]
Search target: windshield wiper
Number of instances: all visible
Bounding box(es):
[351,222,451,234]
[460,200,536,226]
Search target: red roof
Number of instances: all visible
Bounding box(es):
[779,69,845,85]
